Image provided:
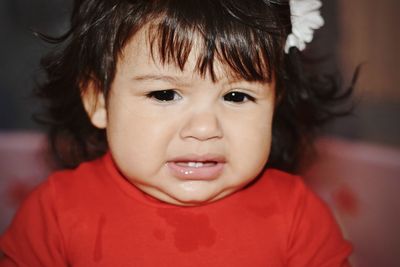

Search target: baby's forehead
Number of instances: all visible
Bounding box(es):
[118,24,272,83]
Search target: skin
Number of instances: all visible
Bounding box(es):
[83,27,276,206]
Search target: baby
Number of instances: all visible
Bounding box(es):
[0,0,353,266]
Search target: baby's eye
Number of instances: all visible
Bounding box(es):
[223,91,255,103]
[146,90,182,102]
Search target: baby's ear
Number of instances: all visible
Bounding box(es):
[81,80,107,129]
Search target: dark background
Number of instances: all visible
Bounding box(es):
[0,0,71,129]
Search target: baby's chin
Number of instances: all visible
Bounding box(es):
[160,186,238,207]
[164,196,223,207]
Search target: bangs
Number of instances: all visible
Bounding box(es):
[127,0,288,82]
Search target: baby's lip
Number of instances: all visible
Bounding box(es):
[168,154,226,164]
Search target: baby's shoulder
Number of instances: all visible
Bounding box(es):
[260,169,309,196]
[29,156,109,207]
[48,156,106,188]
[255,169,324,212]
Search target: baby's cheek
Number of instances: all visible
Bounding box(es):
[229,145,270,181]
[241,133,271,173]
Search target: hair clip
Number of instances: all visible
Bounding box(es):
[284,0,325,53]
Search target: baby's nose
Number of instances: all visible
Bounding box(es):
[179,110,223,141]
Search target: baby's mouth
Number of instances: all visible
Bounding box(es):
[175,161,217,168]
[167,156,225,180]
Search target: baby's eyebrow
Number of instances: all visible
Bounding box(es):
[131,74,190,86]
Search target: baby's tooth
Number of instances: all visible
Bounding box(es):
[187,162,204,168]
[188,162,197,167]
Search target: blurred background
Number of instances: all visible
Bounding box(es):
[0,0,399,266]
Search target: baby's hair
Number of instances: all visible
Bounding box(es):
[35,0,354,171]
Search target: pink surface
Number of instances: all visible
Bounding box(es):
[0,132,53,234]
[303,137,400,267]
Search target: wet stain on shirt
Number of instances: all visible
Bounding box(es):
[93,214,106,262]
[157,209,216,253]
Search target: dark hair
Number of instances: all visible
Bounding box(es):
[36,0,354,171]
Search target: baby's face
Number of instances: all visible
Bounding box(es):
[86,29,275,206]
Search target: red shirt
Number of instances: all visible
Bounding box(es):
[0,153,351,266]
